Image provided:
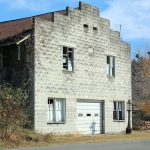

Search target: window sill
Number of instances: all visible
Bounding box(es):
[63,69,74,73]
[47,121,65,124]
[113,120,125,122]
[107,75,115,78]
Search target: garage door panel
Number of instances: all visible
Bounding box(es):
[76,124,101,129]
[77,105,101,109]
[77,110,100,113]
[77,129,101,134]
[77,118,102,122]
[77,102,101,106]
[77,101,103,134]
[77,113,102,117]
[78,127,102,131]
[77,118,102,121]
[77,121,102,124]
[77,109,100,112]
[77,103,101,107]
[78,129,101,133]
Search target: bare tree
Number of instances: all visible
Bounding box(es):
[132,53,150,102]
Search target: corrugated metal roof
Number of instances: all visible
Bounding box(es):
[0,10,66,41]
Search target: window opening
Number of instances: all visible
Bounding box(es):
[113,101,125,121]
[107,56,115,76]
[63,47,74,71]
[48,98,65,123]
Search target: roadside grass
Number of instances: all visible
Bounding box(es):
[54,130,150,144]
[1,130,150,148]
[0,147,5,150]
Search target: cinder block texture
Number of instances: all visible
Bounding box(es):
[34,2,131,133]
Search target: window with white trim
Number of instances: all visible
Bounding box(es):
[48,99,65,123]
[113,101,125,121]
[107,56,115,76]
[63,47,74,71]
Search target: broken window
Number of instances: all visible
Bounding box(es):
[107,56,115,77]
[63,47,74,71]
[48,98,65,123]
[113,101,125,121]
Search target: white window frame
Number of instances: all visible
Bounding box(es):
[107,56,115,77]
[47,98,65,123]
[113,101,125,121]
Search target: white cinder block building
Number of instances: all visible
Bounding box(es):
[0,2,131,134]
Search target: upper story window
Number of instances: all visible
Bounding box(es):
[48,98,65,123]
[63,47,74,71]
[113,101,125,121]
[107,56,115,77]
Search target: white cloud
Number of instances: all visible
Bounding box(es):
[101,0,150,40]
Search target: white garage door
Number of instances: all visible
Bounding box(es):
[77,101,103,134]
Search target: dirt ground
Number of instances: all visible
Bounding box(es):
[53,130,150,144]
[1,130,150,148]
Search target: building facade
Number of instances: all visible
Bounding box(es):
[0,2,131,134]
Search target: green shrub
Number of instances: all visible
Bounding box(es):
[0,82,30,143]
[142,113,150,121]
[132,108,150,130]
[132,109,145,130]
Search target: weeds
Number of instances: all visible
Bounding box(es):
[0,82,30,145]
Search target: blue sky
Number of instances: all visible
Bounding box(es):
[0,0,150,58]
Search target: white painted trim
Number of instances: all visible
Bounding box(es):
[16,34,30,45]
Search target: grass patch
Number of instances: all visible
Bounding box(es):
[1,130,150,148]
[0,147,5,150]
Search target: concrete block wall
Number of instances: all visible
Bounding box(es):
[33,2,131,133]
